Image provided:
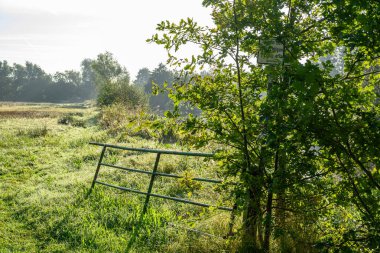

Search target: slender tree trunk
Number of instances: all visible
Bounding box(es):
[276,150,287,251]
[264,186,273,252]
[242,151,265,252]
[263,150,278,252]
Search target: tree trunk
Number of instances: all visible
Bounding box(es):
[263,150,278,252]
[242,187,262,252]
[264,185,273,252]
[242,155,265,252]
[276,151,287,252]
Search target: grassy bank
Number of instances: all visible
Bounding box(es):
[0,103,235,252]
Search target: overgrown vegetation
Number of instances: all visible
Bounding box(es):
[98,103,181,144]
[0,103,236,252]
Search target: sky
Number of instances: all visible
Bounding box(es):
[0,0,213,79]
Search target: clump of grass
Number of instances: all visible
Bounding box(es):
[17,125,49,138]
[58,112,86,127]
[163,170,204,198]
[98,103,127,133]
[161,163,177,174]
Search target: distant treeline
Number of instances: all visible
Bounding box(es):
[0,60,97,102]
[0,53,192,115]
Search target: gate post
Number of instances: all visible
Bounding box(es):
[90,145,107,192]
[142,153,161,215]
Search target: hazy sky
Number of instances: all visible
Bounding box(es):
[0,0,213,78]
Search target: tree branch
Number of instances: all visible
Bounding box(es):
[336,154,375,221]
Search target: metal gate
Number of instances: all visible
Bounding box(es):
[89,142,237,238]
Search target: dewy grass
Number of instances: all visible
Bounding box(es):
[0,103,236,253]
[17,125,49,138]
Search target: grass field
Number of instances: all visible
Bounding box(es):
[0,103,236,252]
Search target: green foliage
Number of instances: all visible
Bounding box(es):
[178,171,203,193]
[99,103,129,134]
[149,0,380,251]
[118,82,148,110]
[99,103,153,140]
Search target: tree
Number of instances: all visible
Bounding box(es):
[0,61,13,100]
[149,0,380,251]
[0,58,100,102]
[134,67,151,89]
[145,63,174,113]
[91,52,125,106]
[80,59,97,100]
[49,70,82,102]
[14,62,51,101]
[92,52,147,109]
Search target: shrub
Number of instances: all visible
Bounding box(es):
[97,81,148,110]
[117,84,148,110]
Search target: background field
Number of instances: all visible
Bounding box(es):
[0,103,236,253]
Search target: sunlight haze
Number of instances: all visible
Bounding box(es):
[0,0,213,78]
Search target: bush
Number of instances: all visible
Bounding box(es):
[99,103,154,139]
[97,81,148,110]
[96,82,120,106]
[117,85,148,110]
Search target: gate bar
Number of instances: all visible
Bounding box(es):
[101,162,223,184]
[95,181,233,211]
[90,142,214,157]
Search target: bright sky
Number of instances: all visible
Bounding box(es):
[0,0,213,78]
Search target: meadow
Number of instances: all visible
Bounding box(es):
[0,103,236,253]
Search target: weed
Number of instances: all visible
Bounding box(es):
[178,171,202,192]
